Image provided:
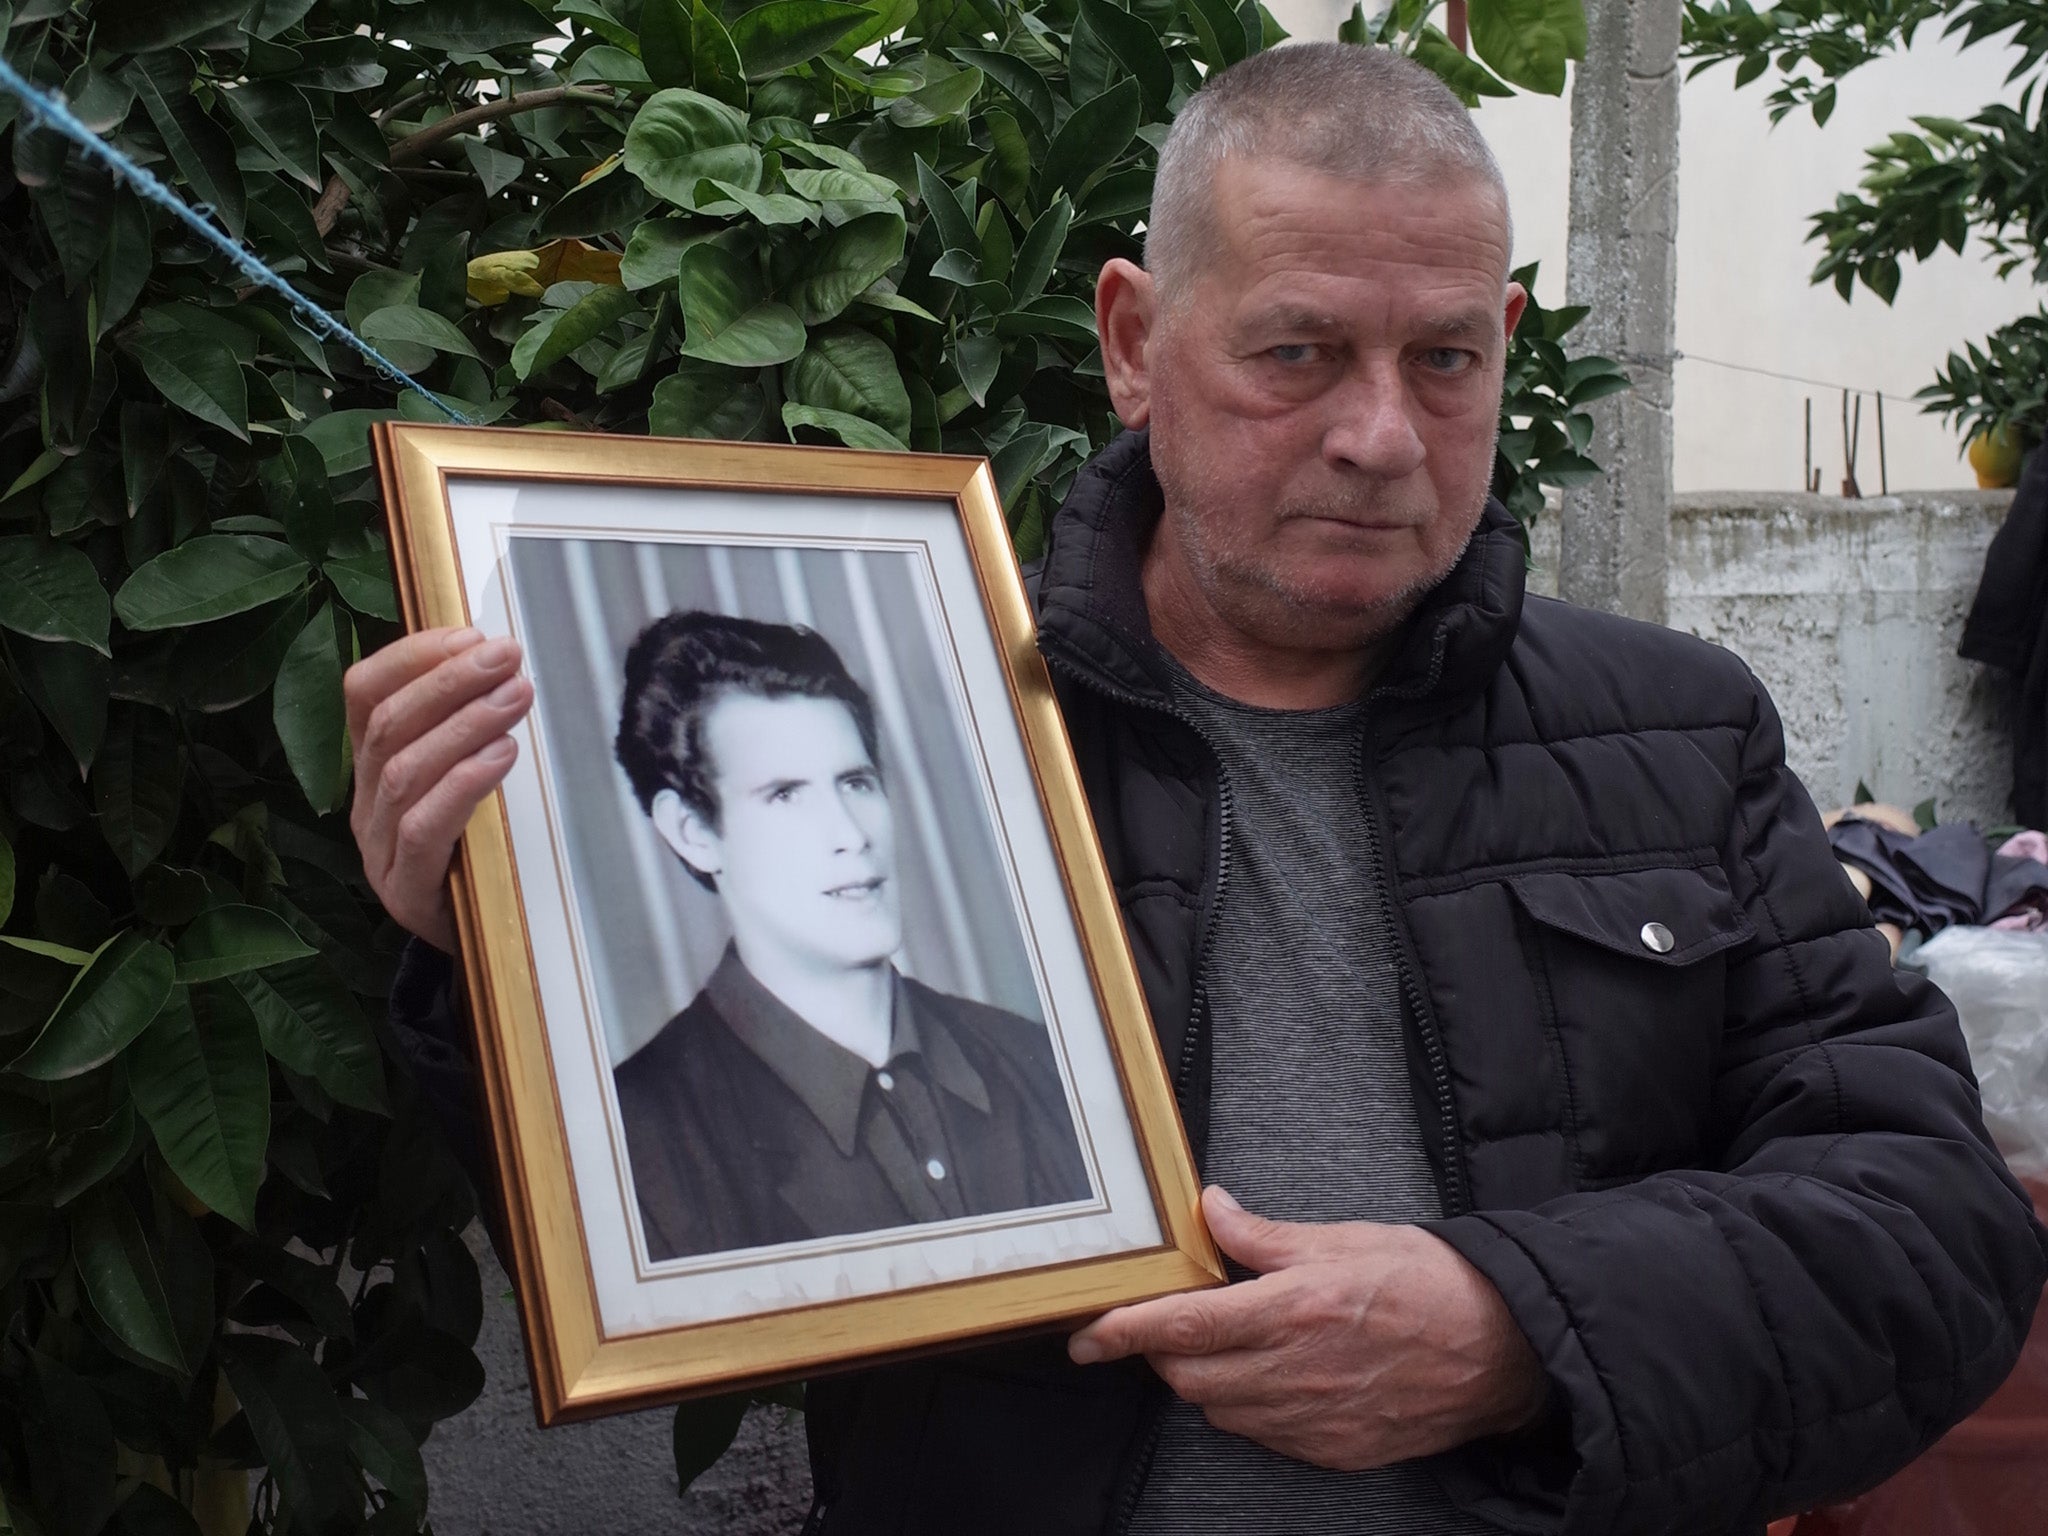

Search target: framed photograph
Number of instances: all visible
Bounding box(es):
[371,424,1221,1423]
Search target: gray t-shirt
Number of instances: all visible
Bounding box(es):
[1127,670,1495,1535]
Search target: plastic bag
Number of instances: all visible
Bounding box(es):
[1907,927,2048,1179]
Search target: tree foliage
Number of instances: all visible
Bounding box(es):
[1684,0,2048,449]
[0,0,1602,1528]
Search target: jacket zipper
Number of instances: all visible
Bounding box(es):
[1352,721,1472,1216]
[1039,638,1233,1536]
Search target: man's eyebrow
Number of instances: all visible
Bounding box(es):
[750,775,808,797]
[1240,304,1343,336]
[1418,311,1496,342]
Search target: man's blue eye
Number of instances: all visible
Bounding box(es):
[1423,348,1475,374]
[1270,344,1315,364]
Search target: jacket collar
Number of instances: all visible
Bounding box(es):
[1034,429,1526,708]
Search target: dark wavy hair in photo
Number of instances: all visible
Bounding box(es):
[614,610,882,832]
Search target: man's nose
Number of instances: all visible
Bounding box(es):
[1322,359,1427,479]
[823,787,873,853]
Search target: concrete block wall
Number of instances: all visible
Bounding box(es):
[421,488,2017,1534]
[1531,488,2017,828]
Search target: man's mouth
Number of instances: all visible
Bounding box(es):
[824,876,886,902]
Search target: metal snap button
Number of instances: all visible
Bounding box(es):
[1640,921,1675,954]
[925,1158,947,1181]
[876,1070,894,1091]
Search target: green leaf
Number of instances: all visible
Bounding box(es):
[94,705,182,877]
[397,0,557,52]
[951,48,1056,133]
[698,178,815,224]
[123,327,248,441]
[649,361,771,440]
[789,210,907,325]
[621,218,721,290]
[300,409,397,478]
[783,403,908,450]
[274,604,352,815]
[1467,0,1587,96]
[729,0,877,76]
[1040,78,1141,199]
[91,0,249,53]
[624,89,763,207]
[0,537,112,655]
[462,135,526,198]
[233,960,387,1113]
[672,1397,748,1494]
[220,82,322,190]
[324,551,401,622]
[125,55,245,240]
[888,64,983,127]
[175,905,318,984]
[19,1347,118,1536]
[687,0,750,111]
[9,932,175,1080]
[996,294,1100,344]
[640,0,693,87]
[357,305,482,361]
[1079,0,1174,119]
[116,536,311,631]
[1183,0,1251,68]
[128,985,269,1230]
[1010,197,1073,307]
[784,326,912,439]
[31,154,114,291]
[954,333,1002,406]
[13,635,110,773]
[345,269,422,331]
[783,165,901,216]
[1413,25,1516,105]
[914,157,979,256]
[677,244,807,366]
[341,1399,429,1524]
[222,1336,360,1531]
[73,1187,187,1374]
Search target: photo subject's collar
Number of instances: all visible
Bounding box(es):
[705,949,989,1154]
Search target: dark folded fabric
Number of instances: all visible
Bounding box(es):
[1960,446,2048,826]
[1831,816,2048,933]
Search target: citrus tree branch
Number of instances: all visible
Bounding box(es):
[312,85,620,236]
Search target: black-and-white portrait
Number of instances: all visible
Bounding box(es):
[440,471,1166,1337]
[517,562,1092,1260]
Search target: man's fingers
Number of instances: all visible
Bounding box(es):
[357,673,532,868]
[1203,1185,1338,1275]
[344,626,484,743]
[1148,1347,1279,1408]
[380,736,520,949]
[1069,1284,1270,1365]
[355,635,523,791]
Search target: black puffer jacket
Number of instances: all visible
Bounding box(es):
[802,432,2046,1535]
[396,431,2047,1536]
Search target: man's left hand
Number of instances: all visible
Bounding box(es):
[1067,1185,1549,1471]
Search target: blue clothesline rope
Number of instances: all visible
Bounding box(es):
[0,55,474,425]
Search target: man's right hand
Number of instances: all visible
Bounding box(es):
[345,626,534,953]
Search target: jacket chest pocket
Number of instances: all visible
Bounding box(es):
[1508,862,1755,1182]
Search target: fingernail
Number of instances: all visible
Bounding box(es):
[446,627,483,652]
[1209,1186,1242,1213]
[483,737,516,764]
[1068,1337,1103,1365]
[473,637,518,669]
[489,677,525,707]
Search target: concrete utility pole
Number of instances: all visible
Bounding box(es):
[1560,0,1682,624]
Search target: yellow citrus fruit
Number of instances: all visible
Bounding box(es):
[1968,424,2026,489]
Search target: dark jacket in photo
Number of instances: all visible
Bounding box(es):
[614,947,1092,1260]
[394,429,2048,1536]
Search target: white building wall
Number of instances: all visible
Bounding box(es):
[1263,2,2036,493]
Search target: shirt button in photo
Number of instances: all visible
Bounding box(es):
[926,1158,946,1181]
[876,1070,895,1091]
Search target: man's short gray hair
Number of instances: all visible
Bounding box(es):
[1145,43,1511,304]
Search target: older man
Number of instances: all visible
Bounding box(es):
[347,43,2046,1536]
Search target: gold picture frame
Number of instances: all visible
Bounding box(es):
[372,423,1220,1425]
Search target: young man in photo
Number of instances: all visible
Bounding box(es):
[607,610,1091,1261]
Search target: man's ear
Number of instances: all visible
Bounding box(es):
[650,789,722,882]
[1096,258,1157,430]
[1502,281,1530,343]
